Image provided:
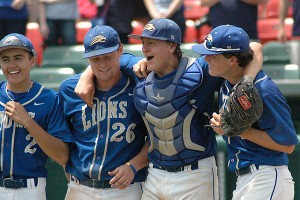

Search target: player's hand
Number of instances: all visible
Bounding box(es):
[209,112,224,135]
[5,101,32,127]
[108,164,135,190]
[133,58,150,78]
[75,66,95,108]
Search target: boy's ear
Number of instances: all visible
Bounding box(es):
[30,56,36,68]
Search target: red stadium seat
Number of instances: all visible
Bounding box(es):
[26,22,44,66]
[129,20,145,44]
[197,24,212,43]
[257,17,293,44]
[183,0,209,21]
[76,21,92,44]
[183,20,197,43]
[258,0,293,19]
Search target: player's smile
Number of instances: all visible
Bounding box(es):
[99,68,110,72]
[8,70,20,75]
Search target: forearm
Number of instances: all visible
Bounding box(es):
[82,65,95,80]
[38,1,47,25]
[243,42,263,79]
[279,0,289,25]
[128,143,149,172]
[240,128,295,154]
[24,119,69,166]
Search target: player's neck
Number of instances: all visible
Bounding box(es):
[226,71,243,85]
[95,72,121,91]
[6,80,33,93]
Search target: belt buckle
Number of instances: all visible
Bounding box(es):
[3,178,24,189]
[91,179,111,189]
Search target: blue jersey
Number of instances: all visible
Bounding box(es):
[219,71,299,172]
[59,73,148,182]
[0,81,73,178]
[132,56,222,167]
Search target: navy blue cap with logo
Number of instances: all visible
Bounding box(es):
[0,33,36,56]
[83,25,121,59]
[192,24,250,55]
[128,18,181,45]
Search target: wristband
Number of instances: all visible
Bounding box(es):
[126,162,137,175]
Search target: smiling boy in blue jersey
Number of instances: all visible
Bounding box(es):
[59,25,149,200]
[0,33,73,200]
[192,24,299,200]
[75,18,264,200]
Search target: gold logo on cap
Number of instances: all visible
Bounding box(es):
[91,35,106,45]
[144,24,155,31]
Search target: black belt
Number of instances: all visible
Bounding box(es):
[153,162,199,173]
[72,177,134,189]
[236,164,259,176]
[0,177,38,189]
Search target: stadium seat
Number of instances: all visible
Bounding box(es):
[129,20,145,44]
[197,24,212,43]
[30,67,75,91]
[0,67,75,91]
[181,43,199,57]
[183,0,209,21]
[183,20,197,43]
[123,44,144,57]
[258,0,293,19]
[41,45,88,73]
[26,22,44,66]
[263,41,291,64]
[76,20,92,44]
[263,64,299,80]
[257,18,293,44]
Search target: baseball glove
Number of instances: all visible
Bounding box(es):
[221,75,263,137]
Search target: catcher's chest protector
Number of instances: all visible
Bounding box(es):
[134,57,205,166]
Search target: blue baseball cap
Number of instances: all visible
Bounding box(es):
[0,33,36,56]
[192,25,250,55]
[83,25,120,59]
[128,18,181,45]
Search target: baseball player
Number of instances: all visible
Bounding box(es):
[59,25,149,200]
[0,33,73,200]
[192,25,299,200]
[75,19,264,200]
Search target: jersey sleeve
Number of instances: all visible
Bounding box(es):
[120,53,143,84]
[45,91,73,143]
[257,80,299,145]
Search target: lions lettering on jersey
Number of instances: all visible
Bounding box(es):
[81,100,128,131]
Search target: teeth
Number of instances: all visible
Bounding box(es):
[9,71,19,75]
[100,69,109,72]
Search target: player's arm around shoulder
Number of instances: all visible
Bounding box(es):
[243,42,263,80]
